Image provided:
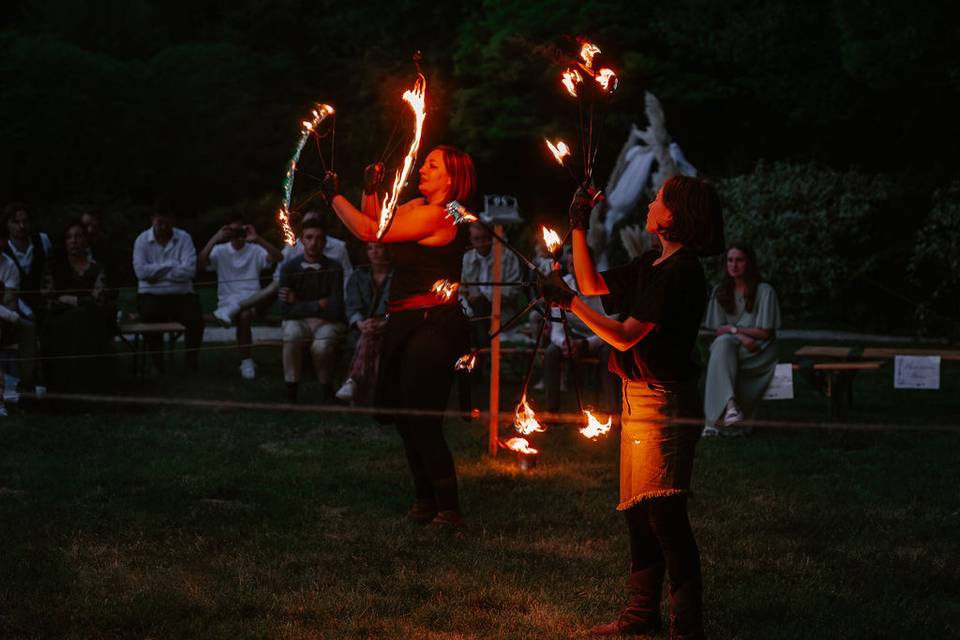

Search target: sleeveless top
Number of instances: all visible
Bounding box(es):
[387,225,469,302]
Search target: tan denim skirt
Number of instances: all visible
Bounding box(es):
[618,379,702,510]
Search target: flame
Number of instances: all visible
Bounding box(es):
[454,352,477,372]
[580,42,601,69]
[561,68,582,97]
[377,73,427,240]
[278,103,334,246]
[595,68,618,93]
[545,139,571,166]
[580,410,612,439]
[541,226,562,254]
[445,200,479,225]
[504,437,539,455]
[514,395,546,435]
[276,205,296,246]
[431,279,460,302]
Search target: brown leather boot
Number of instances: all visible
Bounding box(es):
[406,498,437,524]
[668,577,704,640]
[589,564,664,636]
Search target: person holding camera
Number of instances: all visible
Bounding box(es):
[198,213,282,379]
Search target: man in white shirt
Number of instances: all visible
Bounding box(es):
[460,222,522,346]
[3,202,52,322]
[132,204,203,371]
[542,249,619,415]
[0,252,26,414]
[198,214,282,379]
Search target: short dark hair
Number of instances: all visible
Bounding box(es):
[62,217,86,239]
[4,202,28,218]
[227,212,245,225]
[301,217,326,234]
[659,175,723,253]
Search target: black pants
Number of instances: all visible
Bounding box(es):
[137,293,203,370]
[624,495,701,592]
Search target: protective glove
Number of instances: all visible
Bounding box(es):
[321,171,340,202]
[362,162,385,195]
[539,271,576,310]
[569,186,593,231]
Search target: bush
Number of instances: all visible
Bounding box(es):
[716,161,894,324]
[908,181,960,337]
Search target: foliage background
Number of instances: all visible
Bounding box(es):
[1,0,958,333]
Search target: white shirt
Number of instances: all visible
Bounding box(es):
[132,227,197,295]
[206,242,270,304]
[272,235,353,291]
[7,232,52,275]
[460,247,522,311]
[549,273,604,350]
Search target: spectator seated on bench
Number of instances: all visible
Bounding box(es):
[278,217,346,404]
[199,213,282,380]
[702,244,781,436]
[40,219,117,392]
[132,201,203,372]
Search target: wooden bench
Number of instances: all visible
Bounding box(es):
[119,322,186,376]
[795,346,960,361]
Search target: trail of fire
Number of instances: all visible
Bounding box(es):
[277,104,335,245]
[377,73,427,240]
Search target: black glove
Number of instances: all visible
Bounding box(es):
[362,162,385,195]
[569,186,593,231]
[321,171,340,202]
[539,271,576,310]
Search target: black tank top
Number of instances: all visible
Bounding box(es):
[387,226,468,302]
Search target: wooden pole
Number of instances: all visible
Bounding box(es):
[488,224,503,457]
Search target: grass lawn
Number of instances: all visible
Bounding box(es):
[1,342,958,639]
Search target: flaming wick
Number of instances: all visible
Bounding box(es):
[580,42,601,70]
[545,138,571,166]
[580,410,612,439]
[377,73,427,240]
[541,225,562,255]
[454,352,477,372]
[503,437,539,455]
[561,68,582,97]
[431,279,460,302]
[278,103,335,246]
[514,395,546,436]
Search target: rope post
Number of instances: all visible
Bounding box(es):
[488,224,504,457]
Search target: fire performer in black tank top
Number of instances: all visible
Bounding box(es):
[322,146,476,529]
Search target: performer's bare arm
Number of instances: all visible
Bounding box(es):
[570,296,655,352]
[571,228,609,296]
[330,195,456,245]
[360,191,380,221]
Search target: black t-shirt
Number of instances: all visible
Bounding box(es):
[600,248,707,384]
[387,225,469,301]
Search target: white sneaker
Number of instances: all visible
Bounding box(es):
[702,425,720,437]
[722,399,745,426]
[213,302,241,327]
[335,378,356,401]
[239,359,256,380]
[0,405,7,417]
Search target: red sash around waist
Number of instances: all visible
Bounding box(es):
[387,292,458,313]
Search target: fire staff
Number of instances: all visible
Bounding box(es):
[322,146,476,530]
[540,176,723,639]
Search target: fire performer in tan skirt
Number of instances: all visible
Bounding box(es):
[321,146,476,529]
[540,176,722,638]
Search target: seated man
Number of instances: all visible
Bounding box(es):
[278,217,346,403]
[132,202,203,372]
[460,222,522,346]
[0,252,23,414]
[199,213,282,380]
[272,210,353,293]
[542,248,619,416]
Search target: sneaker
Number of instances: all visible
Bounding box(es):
[0,404,7,417]
[335,378,356,401]
[702,425,720,437]
[239,359,256,380]
[722,399,745,426]
[213,302,241,327]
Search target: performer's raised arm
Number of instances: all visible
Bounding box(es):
[568,188,609,296]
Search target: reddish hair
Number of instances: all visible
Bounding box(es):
[433,145,476,205]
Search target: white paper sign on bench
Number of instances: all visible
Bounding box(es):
[763,362,795,400]
[894,355,941,390]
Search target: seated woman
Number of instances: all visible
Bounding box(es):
[41,219,116,391]
[336,241,393,404]
[702,243,781,436]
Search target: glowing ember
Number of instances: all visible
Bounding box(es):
[580,42,601,70]
[454,352,477,372]
[445,200,478,225]
[278,103,334,246]
[504,437,539,455]
[431,279,460,302]
[514,395,546,435]
[561,68,582,97]
[595,68,618,93]
[541,225,562,254]
[580,410,612,439]
[377,73,428,240]
[545,139,571,165]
